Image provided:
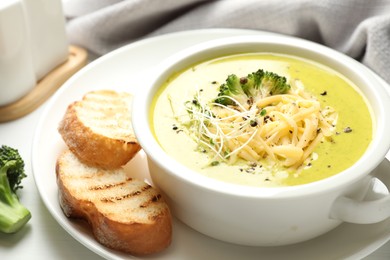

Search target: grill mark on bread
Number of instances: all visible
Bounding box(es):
[88,177,133,191]
[99,183,154,203]
[100,191,141,203]
[141,184,152,191]
[89,181,127,191]
[140,194,162,208]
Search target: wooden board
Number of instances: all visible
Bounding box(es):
[0,45,88,122]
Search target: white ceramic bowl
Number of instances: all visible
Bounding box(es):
[132,35,390,246]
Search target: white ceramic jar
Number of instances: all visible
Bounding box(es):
[132,35,390,246]
[22,0,68,80]
[0,0,36,106]
[0,0,68,106]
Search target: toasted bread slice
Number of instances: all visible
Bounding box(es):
[58,90,140,169]
[56,149,172,255]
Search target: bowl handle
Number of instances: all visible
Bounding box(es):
[330,159,390,224]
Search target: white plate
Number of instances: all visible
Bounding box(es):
[32,29,390,260]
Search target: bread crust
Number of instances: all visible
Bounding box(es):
[58,90,141,169]
[56,150,172,255]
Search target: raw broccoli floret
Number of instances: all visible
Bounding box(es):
[0,145,31,233]
[214,69,290,106]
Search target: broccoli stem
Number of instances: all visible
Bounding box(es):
[0,199,31,233]
[0,161,31,233]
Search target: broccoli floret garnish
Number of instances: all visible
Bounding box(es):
[0,145,31,233]
[214,74,248,106]
[258,70,291,95]
[214,69,290,106]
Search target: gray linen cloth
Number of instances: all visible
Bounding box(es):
[63,0,390,83]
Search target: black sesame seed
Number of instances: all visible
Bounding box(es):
[250,120,258,127]
[344,127,352,133]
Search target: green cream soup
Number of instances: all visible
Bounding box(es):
[151,53,373,187]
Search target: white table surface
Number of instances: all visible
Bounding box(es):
[0,91,389,260]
